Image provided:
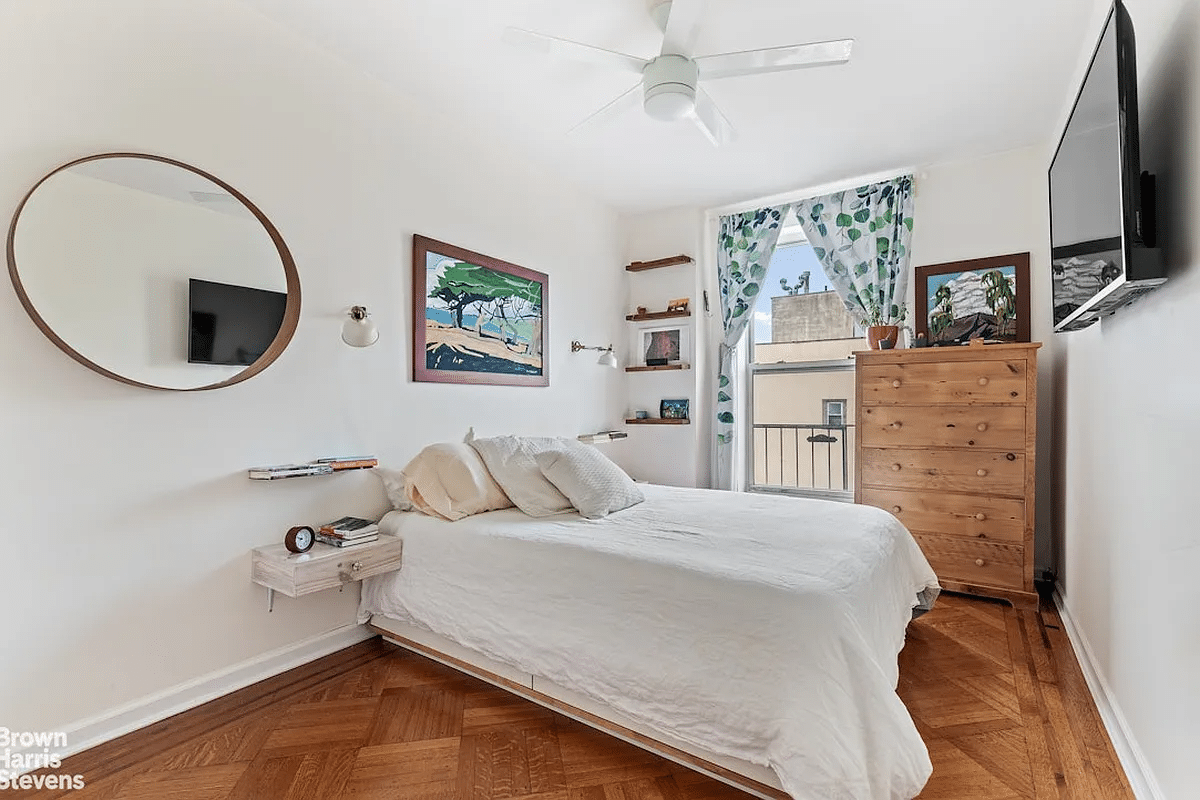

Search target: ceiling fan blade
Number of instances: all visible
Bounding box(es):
[689,88,735,147]
[697,38,853,80]
[567,82,643,136]
[660,0,708,56]
[502,27,648,74]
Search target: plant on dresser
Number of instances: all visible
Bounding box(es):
[854,341,1040,609]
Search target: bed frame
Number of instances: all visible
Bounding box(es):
[367,614,790,800]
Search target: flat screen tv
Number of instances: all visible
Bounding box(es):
[1049,0,1164,332]
[187,278,287,366]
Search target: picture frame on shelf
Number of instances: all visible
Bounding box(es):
[660,398,690,420]
[634,324,689,367]
[914,252,1031,346]
[412,234,548,386]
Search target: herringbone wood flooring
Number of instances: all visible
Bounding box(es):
[12,593,1133,799]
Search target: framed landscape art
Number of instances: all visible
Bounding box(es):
[914,252,1031,346]
[412,235,548,386]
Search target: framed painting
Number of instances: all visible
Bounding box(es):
[633,324,690,367]
[412,235,548,386]
[914,252,1031,346]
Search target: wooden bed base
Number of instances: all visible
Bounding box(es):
[367,615,789,800]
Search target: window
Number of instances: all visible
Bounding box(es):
[823,400,846,428]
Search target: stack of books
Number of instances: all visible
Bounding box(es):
[316,516,380,548]
[248,463,336,480]
[314,456,379,471]
[576,431,630,444]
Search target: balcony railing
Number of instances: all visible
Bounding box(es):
[751,423,855,495]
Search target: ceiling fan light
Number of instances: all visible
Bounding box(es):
[644,84,696,121]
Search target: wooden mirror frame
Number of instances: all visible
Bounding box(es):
[7,152,301,391]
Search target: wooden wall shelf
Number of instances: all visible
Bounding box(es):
[626,310,691,322]
[625,363,691,372]
[625,418,691,425]
[626,255,693,272]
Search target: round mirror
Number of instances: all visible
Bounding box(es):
[7,153,299,390]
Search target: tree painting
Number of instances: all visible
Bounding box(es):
[929,284,954,338]
[981,269,1016,337]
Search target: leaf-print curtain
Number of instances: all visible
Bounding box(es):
[714,204,791,490]
[793,176,915,327]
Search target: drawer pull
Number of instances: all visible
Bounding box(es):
[976,468,988,477]
[978,377,989,386]
[351,562,363,572]
[891,463,902,471]
[891,505,902,514]
[975,512,987,521]
[890,421,903,430]
[975,558,986,567]
[891,379,902,388]
[977,422,988,432]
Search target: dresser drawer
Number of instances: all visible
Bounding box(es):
[859,487,1024,543]
[251,536,403,597]
[912,532,1024,591]
[858,360,1029,405]
[859,405,1025,450]
[860,447,1024,495]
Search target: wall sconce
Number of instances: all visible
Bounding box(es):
[571,340,618,368]
[342,306,378,347]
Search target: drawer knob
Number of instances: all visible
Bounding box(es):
[977,422,988,432]
[975,512,987,521]
[351,562,363,572]
[891,505,902,514]
[891,463,902,471]
[975,558,986,567]
[892,379,902,388]
[890,421,903,430]
[978,377,989,386]
[977,468,988,477]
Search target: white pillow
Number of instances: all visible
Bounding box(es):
[401,442,513,521]
[534,442,644,520]
[374,467,413,511]
[467,435,574,517]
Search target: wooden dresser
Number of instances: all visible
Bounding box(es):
[854,341,1039,608]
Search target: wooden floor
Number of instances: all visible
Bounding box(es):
[13,592,1133,800]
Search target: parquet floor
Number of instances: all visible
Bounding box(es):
[12,592,1133,800]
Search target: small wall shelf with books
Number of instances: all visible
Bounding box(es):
[625,309,691,322]
[626,254,693,272]
[626,363,690,373]
[625,418,690,425]
[247,456,378,480]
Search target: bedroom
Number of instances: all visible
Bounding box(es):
[0,0,1195,798]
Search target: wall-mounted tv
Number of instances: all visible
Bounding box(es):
[1049,0,1164,332]
[187,278,287,366]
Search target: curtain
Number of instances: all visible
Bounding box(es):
[714,204,791,490]
[793,176,915,327]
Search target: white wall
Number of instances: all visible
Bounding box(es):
[0,0,624,738]
[1051,0,1200,796]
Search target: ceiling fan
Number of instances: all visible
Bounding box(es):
[503,0,853,146]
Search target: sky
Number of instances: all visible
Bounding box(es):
[752,242,832,344]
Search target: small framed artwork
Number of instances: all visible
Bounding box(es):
[914,252,1031,346]
[660,398,690,420]
[635,324,690,366]
[412,235,548,386]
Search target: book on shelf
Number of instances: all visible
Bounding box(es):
[576,431,630,444]
[313,456,379,470]
[316,532,378,548]
[248,463,335,480]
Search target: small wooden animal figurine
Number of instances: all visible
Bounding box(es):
[636,306,648,316]
[667,297,690,313]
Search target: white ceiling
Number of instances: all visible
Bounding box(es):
[238,0,1101,214]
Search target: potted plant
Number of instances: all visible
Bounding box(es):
[859,294,907,350]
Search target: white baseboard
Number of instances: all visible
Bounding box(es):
[1052,590,1165,800]
[30,624,373,765]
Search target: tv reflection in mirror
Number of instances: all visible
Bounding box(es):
[187,278,287,366]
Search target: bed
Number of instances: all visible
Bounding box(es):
[358,442,939,800]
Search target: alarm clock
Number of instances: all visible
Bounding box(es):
[284,525,315,553]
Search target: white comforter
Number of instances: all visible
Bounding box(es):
[359,484,939,800]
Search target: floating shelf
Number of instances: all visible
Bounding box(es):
[626,310,691,322]
[625,418,690,425]
[625,363,691,372]
[626,255,693,272]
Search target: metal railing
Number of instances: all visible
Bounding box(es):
[751,423,855,495]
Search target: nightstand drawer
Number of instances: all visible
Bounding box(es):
[859,405,1025,450]
[912,532,1024,591]
[861,447,1025,495]
[251,536,403,598]
[858,360,1029,405]
[859,487,1024,543]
